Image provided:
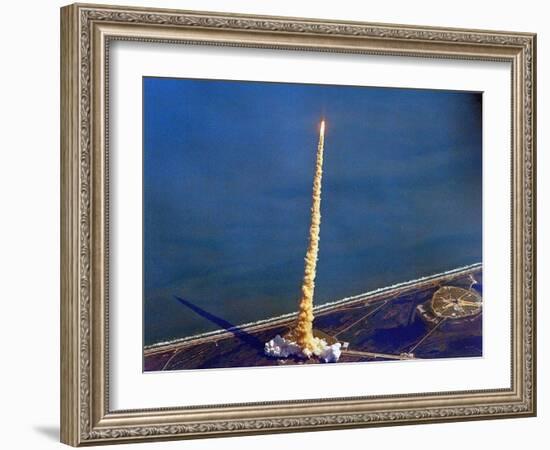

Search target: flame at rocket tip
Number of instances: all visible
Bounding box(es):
[320,120,325,136]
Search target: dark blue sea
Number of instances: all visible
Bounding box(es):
[143,77,482,346]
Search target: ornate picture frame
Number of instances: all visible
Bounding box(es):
[60,2,536,446]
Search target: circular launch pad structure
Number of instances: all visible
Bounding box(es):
[431,286,482,319]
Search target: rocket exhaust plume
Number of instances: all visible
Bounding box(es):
[264,119,341,363]
[294,119,325,353]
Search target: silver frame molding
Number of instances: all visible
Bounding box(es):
[60,3,537,446]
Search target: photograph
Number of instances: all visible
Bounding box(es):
[0,0,543,447]
[142,77,483,371]
[56,2,537,446]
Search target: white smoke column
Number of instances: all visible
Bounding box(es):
[294,119,325,354]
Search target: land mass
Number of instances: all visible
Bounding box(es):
[144,264,482,371]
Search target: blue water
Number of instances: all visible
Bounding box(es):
[143,77,482,346]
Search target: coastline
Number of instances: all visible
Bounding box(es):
[144,262,482,356]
